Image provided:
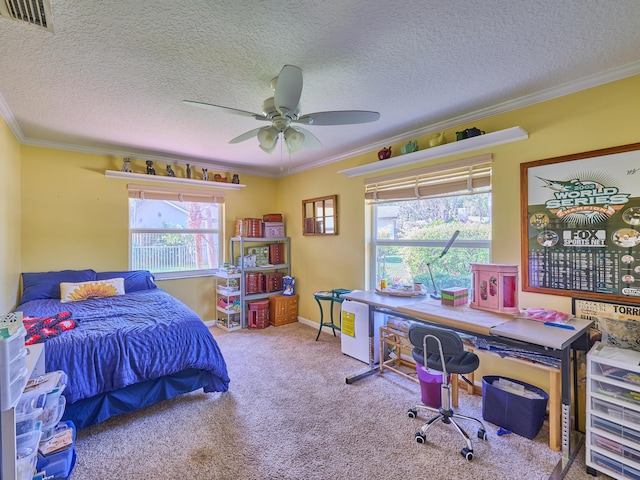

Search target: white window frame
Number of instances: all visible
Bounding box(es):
[127,184,225,280]
[367,155,492,291]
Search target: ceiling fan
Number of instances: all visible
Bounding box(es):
[183,65,380,154]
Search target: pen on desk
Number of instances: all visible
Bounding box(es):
[543,321,575,330]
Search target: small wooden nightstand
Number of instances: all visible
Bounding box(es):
[269,294,298,326]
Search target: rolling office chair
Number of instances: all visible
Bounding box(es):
[406,323,487,461]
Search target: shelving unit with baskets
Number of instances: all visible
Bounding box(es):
[586,341,640,479]
[213,270,242,331]
[230,237,290,328]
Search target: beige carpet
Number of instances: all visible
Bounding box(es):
[71,322,597,479]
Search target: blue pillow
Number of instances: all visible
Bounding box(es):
[96,270,156,292]
[21,269,97,304]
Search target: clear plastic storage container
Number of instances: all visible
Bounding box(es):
[0,325,28,409]
[16,428,42,480]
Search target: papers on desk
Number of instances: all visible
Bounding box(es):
[517,307,572,325]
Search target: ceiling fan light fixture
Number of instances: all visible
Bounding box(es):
[284,127,305,153]
[258,125,279,150]
[262,97,277,117]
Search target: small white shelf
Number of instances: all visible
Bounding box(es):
[105,170,246,190]
[338,126,528,178]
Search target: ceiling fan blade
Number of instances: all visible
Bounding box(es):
[295,127,322,150]
[229,127,263,144]
[183,100,269,121]
[273,65,303,117]
[295,110,380,126]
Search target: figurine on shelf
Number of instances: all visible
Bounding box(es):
[186,163,191,179]
[202,168,209,181]
[146,160,156,175]
[428,131,447,148]
[121,157,132,173]
[232,174,240,184]
[166,164,175,177]
[378,146,392,160]
[400,140,418,154]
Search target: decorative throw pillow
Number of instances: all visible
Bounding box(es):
[60,278,125,303]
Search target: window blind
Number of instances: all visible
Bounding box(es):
[364,154,492,202]
[127,184,225,203]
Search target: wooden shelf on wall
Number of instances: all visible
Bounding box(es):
[105,170,246,190]
[337,126,528,178]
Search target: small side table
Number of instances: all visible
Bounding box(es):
[313,289,351,341]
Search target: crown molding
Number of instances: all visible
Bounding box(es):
[288,60,640,176]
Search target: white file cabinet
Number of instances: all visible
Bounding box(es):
[586,342,640,479]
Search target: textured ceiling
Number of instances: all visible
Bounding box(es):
[1,0,640,177]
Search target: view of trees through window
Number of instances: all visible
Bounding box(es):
[129,199,221,275]
[373,193,491,293]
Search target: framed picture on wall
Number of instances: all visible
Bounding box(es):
[521,142,640,302]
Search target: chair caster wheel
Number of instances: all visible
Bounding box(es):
[477,428,487,440]
[414,432,426,444]
[407,408,417,419]
[461,448,473,461]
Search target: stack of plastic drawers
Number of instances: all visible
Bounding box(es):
[19,370,76,479]
[0,324,35,480]
[0,324,29,411]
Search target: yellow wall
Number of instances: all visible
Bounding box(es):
[277,74,640,390]
[19,148,278,319]
[0,116,22,312]
[3,74,640,392]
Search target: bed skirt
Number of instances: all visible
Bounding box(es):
[62,368,210,430]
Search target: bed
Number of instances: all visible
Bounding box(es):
[16,269,230,429]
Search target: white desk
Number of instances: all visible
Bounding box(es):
[341,290,592,478]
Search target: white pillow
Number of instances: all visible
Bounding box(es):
[60,278,125,303]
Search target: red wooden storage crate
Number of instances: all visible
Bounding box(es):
[269,243,285,264]
[264,273,284,292]
[248,300,270,329]
[263,213,283,222]
[245,272,264,294]
[244,218,263,238]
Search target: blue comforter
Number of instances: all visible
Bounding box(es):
[17,289,230,404]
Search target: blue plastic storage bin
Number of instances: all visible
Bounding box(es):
[37,420,76,479]
[482,375,548,440]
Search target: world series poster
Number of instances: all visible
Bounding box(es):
[521,143,640,302]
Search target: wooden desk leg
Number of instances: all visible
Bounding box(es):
[451,374,458,408]
[548,369,561,452]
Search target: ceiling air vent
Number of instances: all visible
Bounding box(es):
[0,0,54,32]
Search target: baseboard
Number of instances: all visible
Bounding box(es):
[297,316,340,336]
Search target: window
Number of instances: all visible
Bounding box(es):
[369,155,492,293]
[128,184,224,279]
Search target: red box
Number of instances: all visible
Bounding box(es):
[264,273,284,292]
[245,272,264,294]
[263,213,283,222]
[244,218,263,238]
[269,243,285,264]
[248,300,270,329]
